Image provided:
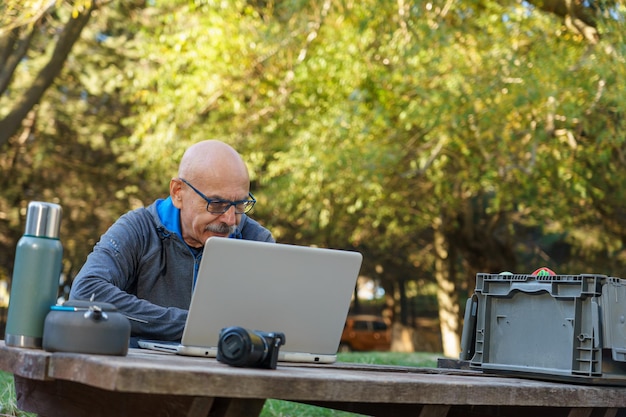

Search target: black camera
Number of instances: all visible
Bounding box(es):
[217,326,286,369]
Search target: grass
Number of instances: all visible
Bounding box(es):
[0,372,35,417]
[0,351,441,417]
[336,351,440,367]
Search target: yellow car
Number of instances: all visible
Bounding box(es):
[339,315,392,352]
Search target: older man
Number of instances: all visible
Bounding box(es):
[69,140,274,341]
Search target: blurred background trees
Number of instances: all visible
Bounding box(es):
[1,0,624,357]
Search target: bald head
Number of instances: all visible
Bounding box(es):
[178,140,250,186]
[171,140,252,247]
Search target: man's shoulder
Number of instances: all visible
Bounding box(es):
[239,215,275,242]
[119,201,158,221]
[112,202,162,234]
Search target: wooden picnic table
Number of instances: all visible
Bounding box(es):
[1,341,625,417]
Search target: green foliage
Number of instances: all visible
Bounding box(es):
[0,372,35,417]
[0,0,625,328]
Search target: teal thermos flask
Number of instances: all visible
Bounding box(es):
[5,201,63,348]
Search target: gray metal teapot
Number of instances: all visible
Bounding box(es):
[43,300,131,356]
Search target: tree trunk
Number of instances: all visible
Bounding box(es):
[0,2,98,148]
[433,215,461,358]
[0,26,37,94]
[390,280,415,352]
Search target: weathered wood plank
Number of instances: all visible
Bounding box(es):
[600,408,619,417]
[0,344,49,380]
[41,351,626,409]
[186,396,214,417]
[3,343,626,417]
[567,408,592,417]
[14,376,195,417]
[566,408,620,417]
[299,402,601,417]
[420,405,451,417]
[437,358,472,370]
[14,376,264,417]
[208,398,266,417]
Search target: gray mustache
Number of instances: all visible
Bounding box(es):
[205,223,237,235]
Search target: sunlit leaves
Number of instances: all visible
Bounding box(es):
[2,0,624,285]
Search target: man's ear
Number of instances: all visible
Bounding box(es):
[170,178,183,208]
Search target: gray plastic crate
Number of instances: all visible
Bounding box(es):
[461,273,626,385]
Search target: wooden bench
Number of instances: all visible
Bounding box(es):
[1,341,625,417]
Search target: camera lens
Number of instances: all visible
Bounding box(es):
[218,327,268,367]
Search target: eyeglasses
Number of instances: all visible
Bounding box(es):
[179,178,256,214]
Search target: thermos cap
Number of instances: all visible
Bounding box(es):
[24,201,62,238]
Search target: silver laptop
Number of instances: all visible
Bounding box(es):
[139,237,362,363]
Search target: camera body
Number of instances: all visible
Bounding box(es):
[217,326,286,369]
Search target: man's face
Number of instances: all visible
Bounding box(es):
[173,178,250,248]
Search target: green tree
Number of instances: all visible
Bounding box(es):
[1,0,624,360]
[0,0,147,289]
[0,0,98,147]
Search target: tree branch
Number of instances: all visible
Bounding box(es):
[0,25,38,95]
[0,1,98,149]
[527,0,599,44]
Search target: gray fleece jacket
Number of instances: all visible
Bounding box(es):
[69,197,274,341]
